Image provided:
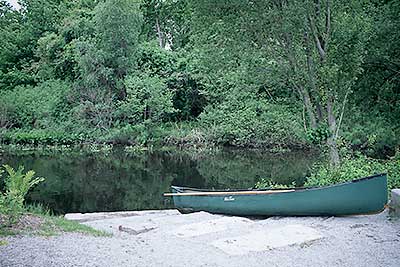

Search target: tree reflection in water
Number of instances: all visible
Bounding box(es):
[0,148,319,214]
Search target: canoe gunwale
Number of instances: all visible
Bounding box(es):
[164,173,387,197]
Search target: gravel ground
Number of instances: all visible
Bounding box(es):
[1,210,399,267]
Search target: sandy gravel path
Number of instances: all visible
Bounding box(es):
[1,210,399,267]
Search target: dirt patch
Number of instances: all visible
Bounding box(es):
[14,214,45,231]
[0,214,45,234]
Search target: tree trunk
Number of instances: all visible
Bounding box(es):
[327,136,340,167]
[326,96,340,167]
[303,27,320,129]
[156,18,164,48]
[293,84,317,130]
[301,86,317,129]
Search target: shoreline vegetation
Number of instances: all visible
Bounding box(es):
[0,122,312,151]
[255,150,400,194]
[0,141,313,155]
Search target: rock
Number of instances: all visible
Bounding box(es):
[389,189,400,215]
[118,225,157,235]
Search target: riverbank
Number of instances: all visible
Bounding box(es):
[1,209,399,267]
[0,121,309,150]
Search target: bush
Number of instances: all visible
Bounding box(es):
[200,93,305,148]
[0,98,14,128]
[254,179,294,189]
[304,152,400,191]
[341,109,399,158]
[0,80,72,129]
[116,73,176,124]
[160,122,212,147]
[0,165,45,223]
[100,124,148,145]
[0,129,86,145]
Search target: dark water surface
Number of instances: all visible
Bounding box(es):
[0,147,319,214]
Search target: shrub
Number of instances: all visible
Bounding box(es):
[161,122,212,147]
[341,110,399,158]
[100,124,147,145]
[117,73,176,124]
[304,152,400,191]
[200,93,305,148]
[0,99,14,128]
[254,179,294,189]
[0,80,72,129]
[0,165,45,217]
[0,129,86,145]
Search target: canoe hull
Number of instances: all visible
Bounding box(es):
[169,174,388,216]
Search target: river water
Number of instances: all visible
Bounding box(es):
[0,147,319,214]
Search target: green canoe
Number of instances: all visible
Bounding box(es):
[164,173,388,216]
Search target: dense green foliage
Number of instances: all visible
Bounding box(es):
[254,150,400,192]
[304,151,400,190]
[0,0,399,159]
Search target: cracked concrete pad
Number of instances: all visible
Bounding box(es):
[212,224,323,255]
[171,217,253,238]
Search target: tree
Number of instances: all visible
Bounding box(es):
[118,73,176,124]
[73,0,143,128]
[141,0,191,50]
[0,0,31,90]
[261,0,371,166]
[188,0,372,165]
[354,0,400,125]
[93,0,142,92]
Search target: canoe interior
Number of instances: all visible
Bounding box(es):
[169,173,386,195]
[165,173,388,216]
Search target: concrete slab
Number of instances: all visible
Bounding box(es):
[212,224,323,255]
[80,210,223,235]
[171,217,253,238]
[65,209,179,222]
[152,211,217,225]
